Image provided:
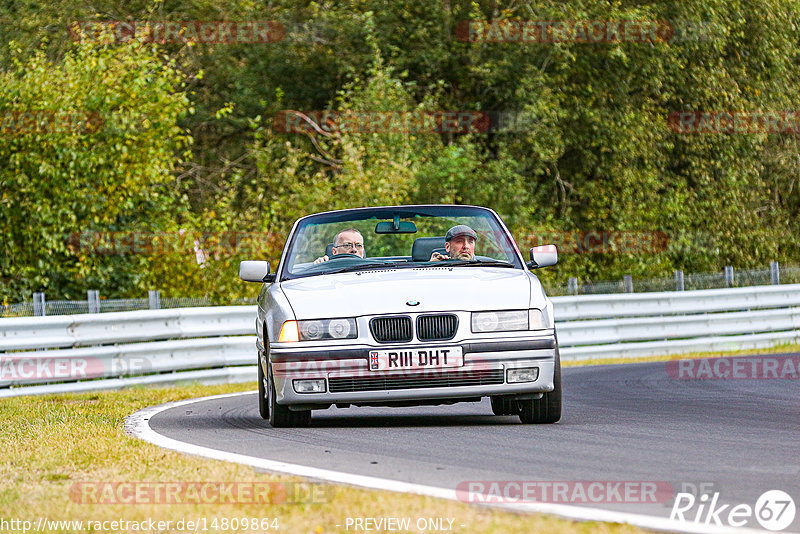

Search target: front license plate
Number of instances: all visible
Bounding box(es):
[368,347,463,371]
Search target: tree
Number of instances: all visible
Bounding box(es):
[0,38,191,301]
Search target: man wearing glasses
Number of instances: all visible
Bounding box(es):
[313,228,366,264]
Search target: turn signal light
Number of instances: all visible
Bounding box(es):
[278,320,300,342]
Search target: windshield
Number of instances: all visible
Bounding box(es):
[280,205,524,280]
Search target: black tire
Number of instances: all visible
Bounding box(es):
[257,350,269,420]
[519,347,562,424]
[490,396,518,416]
[267,363,311,428]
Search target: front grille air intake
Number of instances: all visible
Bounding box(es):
[329,369,504,392]
[370,316,413,343]
[417,314,458,341]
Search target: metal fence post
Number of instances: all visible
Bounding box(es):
[88,290,100,313]
[724,266,734,287]
[148,290,161,310]
[675,270,685,291]
[33,292,46,316]
[770,261,780,285]
[623,275,633,293]
[568,277,578,295]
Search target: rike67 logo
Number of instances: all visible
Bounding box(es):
[671,489,796,531]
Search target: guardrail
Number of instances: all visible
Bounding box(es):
[555,284,800,359]
[0,306,255,351]
[2,285,799,396]
[0,307,257,396]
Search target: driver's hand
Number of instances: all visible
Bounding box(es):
[313,255,330,264]
[430,252,449,262]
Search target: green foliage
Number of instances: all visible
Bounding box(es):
[0,39,191,301]
[2,0,800,302]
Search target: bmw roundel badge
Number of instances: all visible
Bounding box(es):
[406,300,420,306]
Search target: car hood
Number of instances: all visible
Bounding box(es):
[280,267,533,319]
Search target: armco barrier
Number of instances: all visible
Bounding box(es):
[555,285,800,359]
[1,285,799,396]
[0,306,255,351]
[0,307,258,396]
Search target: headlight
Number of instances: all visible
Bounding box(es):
[471,310,528,333]
[470,309,550,333]
[327,318,353,339]
[296,318,357,341]
[299,320,325,340]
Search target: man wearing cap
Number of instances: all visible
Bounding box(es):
[430,225,477,261]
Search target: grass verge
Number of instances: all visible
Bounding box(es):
[3,344,794,532]
[0,383,646,534]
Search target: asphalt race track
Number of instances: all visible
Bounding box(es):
[142,357,800,532]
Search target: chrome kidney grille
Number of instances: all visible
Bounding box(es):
[369,314,458,342]
[417,314,458,341]
[369,316,413,343]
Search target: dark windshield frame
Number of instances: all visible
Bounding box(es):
[277,205,525,281]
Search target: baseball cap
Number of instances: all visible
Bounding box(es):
[445,224,478,242]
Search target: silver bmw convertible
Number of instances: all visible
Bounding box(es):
[239,205,561,427]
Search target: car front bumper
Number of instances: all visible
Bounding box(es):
[269,335,557,408]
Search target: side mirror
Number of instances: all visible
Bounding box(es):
[239,260,275,282]
[527,245,558,269]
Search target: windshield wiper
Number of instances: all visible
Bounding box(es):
[325,261,409,274]
[418,260,516,268]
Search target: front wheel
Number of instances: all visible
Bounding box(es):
[257,351,269,420]
[519,347,562,424]
[267,363,311,428]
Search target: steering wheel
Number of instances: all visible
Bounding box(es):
[329,253,361,260]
